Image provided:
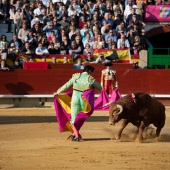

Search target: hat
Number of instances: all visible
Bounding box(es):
[104,60,113,66]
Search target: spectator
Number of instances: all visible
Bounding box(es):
[73,57,84,69]
[69,41,81,59]
[0,35,9,52]
[63,56,69,64]
[83,32,94,48]
[21,42,34,56]
[95,54,105,63]
[80,23,93,42]
[51,57,56,64]
[83,43,93,55]
[47,31,58,44]
[6,5,16,33]
[13,8,22,35]
[0,59,9,71]
[0,0,6,24]
[33,2,44,16]
[105,29,117,44]
[35,42,49,55]
[48,42,59,54]
[9,34,22,49]
[18,23,29,43]
[78,15,86,29]
[117,34,130,49]
[11,59,22,69]
[8,42,20,62]
[84,52,95,63]
[93,34,105,49]
[102,12,114,28]
[43,21,58,38]
[25,29,37,48]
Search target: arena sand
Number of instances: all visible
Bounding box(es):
[0,107,170,170]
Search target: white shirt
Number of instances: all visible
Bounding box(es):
[35,47,49,55]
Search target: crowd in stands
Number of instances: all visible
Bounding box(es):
[0,0,169,70]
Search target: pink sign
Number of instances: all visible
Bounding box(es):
[144,5,170,22]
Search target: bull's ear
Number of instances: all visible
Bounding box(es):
[139,108,149,116]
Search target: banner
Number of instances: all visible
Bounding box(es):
[93,49,131,63]
[144,5,170,22]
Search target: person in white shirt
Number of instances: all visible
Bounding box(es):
[33,2,44,16]
[83,33,94,48]
[117,34,130,49]
[35,43,49,55]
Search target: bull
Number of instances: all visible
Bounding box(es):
[103,92,166,142]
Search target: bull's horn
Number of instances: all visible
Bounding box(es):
[99,102,113,108]
[113,104,123,115]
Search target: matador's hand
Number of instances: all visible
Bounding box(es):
[53,92,58,97]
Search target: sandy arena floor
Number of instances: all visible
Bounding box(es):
[0,107,170,170]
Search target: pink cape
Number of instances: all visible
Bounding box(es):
[94,88,122,110]
[53,88,95,133]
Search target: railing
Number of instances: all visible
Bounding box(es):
[148,48,170,69]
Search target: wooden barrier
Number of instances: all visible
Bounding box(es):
[0,69,170,95]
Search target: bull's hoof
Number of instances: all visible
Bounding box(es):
[135,138,143,143]
[115,134,121,140]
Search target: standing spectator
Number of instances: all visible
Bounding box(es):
[18,23,29,43]
[13,8,22,35]
[6,5,16,33]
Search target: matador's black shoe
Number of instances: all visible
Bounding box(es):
[72,137,80,142]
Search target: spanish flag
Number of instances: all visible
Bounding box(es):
[93,49,131,63]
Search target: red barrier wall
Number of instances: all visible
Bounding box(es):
[0,68,170,95]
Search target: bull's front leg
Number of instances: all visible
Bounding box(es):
[137,121,146,143]
[115,119,129,140]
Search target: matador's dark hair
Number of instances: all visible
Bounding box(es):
[83,65,95,73]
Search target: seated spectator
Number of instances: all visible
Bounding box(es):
[102,12,115,28]
[93,34,105,49]
[21,42,34,56]
[9,35,23,49]
[11,59,22,69]
[132,35,143,55]
[73,58,84,69]
[0,35,9,54]
[43,21,58,38]
[101,21,111,36]
[80,23,93,42]
[69,41,81,59]
[117,35,130,49]
[84,52,95,63]
[8,42,20,62]
[105,29,117,44]
[35,42,49,56]
[48,42,59,54]
[60,44,67,55]
[41,35,50,48]
[51,57,56,64]
[25,29,37,49]
[74,35,84,53]
[78,15,86,29]
[69,26,76,40]
[47,31,58,44]
[63,56,69,64]
[31,22,43,35]
[105,37,113,49]
[83,43,93,55]
[83,32,94,48]
[0,59,9,71]
[95,54,105,63]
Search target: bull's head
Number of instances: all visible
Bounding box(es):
[109,104,123,125]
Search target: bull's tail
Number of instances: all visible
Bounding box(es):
[99,102,113,108]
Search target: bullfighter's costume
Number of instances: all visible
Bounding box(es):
[54,67,102,141]
[101,62,118,95]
